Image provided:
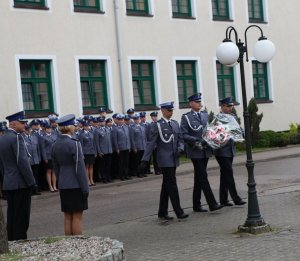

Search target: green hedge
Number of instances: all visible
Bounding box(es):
[235,130,300,151]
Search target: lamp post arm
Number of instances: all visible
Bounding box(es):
[244,25,264,62]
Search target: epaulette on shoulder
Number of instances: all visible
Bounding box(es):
[71,138,79,142]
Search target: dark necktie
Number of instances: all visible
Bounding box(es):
[168,121,172,129]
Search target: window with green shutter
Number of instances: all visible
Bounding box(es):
[176,61,197,108]
[14,0,48,9]
[216,61,236,101]
[73,0,103,13]
[252,61,269,101]
[20,60,54,117]
[131,60,156,110]
[212,0,230,21]
[248,0,264,23]
[172,0,193,18]
[126,0,150,16]
[79,60,108,114]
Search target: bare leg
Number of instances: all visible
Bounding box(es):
[88,165,94,185]
[52,170,57,191]
[46,169,54,191]
[85,165,91,185]
[64,212,72,235]
[71,212,83,235]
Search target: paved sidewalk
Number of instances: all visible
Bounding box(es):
[177,144,300,174]
[89,145,300,260]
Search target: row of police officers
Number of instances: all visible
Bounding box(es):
[0,92,246,240]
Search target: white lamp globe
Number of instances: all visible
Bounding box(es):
[216,41,239,65]
[253,39,276,63]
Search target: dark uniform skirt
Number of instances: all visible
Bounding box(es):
[84,154,95,165]
[60,188,88,213]
[45,160,53,170]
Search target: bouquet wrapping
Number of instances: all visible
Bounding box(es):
[202,113,244,149]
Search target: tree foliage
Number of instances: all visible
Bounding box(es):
[248,98,263,146]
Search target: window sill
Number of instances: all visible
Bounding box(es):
[83,108,113,115]
[25,111,55,118]
[126,12,153,17]
[212,17,233,22]
[172,15,195,20]
[74,9,105,14]
[134,105,160,111]
[179,103,190,109]
[14,4,49,10]
[248,20,268,24]
[255,99,273,104]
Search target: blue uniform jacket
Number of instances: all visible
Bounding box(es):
[142,118,184,168]
[0,130,36,190]
[78,130,96,155]
[180,110,212,159]
[51,135,89,193]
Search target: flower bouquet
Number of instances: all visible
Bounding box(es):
[202,113,244,149]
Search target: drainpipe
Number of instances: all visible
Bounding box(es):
[113,0,126,113]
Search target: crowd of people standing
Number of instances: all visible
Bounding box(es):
[0,92,246,241]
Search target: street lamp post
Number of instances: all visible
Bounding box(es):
[216,25,275,234]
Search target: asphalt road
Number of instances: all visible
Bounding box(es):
[2,155,300,260]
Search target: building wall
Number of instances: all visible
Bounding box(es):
[0,0,299,131]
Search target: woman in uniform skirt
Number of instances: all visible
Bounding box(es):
[52,114,89,236]
[41,123,58,192]
[78,121,97,186]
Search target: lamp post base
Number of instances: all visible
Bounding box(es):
[238,220,271,235]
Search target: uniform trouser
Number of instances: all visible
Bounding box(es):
[31,164,39,187]
[158,167,184,217]
[6,188,31,241]
[93,156,101,182]
[152,148,161,173]
[215,156,241,204]
[38,161,47,190]
[191,158,218,209]
[99,153,112,181]
[110,152,118,179]
[131,150,144,176]
[118,150,129,179]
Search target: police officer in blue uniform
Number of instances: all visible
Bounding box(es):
[79,121,97,186]
[130,113,147,177]
[51,114,89,236]
[214,97,246,206]
[94,116,113,183]
[149,111,161,175]
[22,123,43,195]
[141,102,188,220]
[112,114,132,180]
[0,111,36,241]
[180,93,223,212]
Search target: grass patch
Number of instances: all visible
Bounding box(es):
[43,236,65,244]
[0,251,26,261]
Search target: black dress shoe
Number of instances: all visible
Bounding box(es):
[193,206,208,212]
[209,204,224,212]
[158,215,174,220]
[222,201,234,207]
[177,213,189,219]
[235,200,246,205]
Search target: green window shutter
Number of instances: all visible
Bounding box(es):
[248,0,264,23]
[131,60,156,109]
[20,60,54,114]
[172,0,192,18]
[79,60,108,110]
[176,61,197,107]
[212,0,230,20]
[252,61,269,100]
[73,0,102,12]
[216,61,236,101]
[126,0,149,15]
